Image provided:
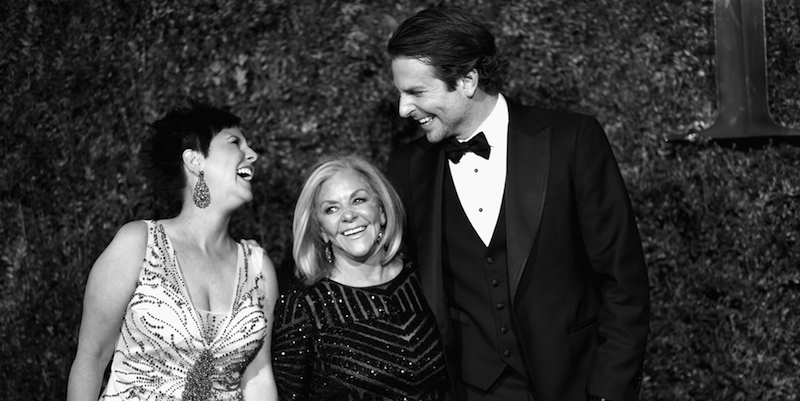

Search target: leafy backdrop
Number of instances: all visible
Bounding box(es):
[1,0,799,399]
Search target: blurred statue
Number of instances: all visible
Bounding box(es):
[670,0,800,144]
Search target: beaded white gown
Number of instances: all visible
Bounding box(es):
[100,220,269,400]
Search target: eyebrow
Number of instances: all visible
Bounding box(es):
[318,200,336,208]
[399,85,425,93]
[351,188,370,197]
[318,188,370,205]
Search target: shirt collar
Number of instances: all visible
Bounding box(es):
[461,93,509,146]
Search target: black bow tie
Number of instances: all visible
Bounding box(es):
[442,132,491,163]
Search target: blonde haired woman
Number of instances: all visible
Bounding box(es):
[272,154,447,400]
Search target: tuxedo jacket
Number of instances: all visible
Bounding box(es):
[387,99,649,401]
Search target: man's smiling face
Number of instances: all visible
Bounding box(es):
[391,57,475,143]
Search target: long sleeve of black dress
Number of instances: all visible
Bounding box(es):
[272,286,315,400]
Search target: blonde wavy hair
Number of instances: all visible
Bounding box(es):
[292,154,405,285]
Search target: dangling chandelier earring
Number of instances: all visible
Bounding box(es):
[324,241,334,264]
[376,228,384,244]
[193,171,210,208]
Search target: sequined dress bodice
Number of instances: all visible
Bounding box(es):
[101,220,269,400]
[272,264,448,401]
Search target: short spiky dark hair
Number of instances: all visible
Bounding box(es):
[387,6,509,95]
[140,101,241,216]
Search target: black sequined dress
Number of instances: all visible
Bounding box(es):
[273,263,448,401]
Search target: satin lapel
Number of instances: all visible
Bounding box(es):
[506,112,551,298]
[408,144,446,306]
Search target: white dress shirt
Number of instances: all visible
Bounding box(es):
[448,94,509,246]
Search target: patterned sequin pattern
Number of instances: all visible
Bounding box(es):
[100,220,269,400]
[273,264,448,401]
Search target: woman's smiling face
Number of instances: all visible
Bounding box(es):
[201,127,258,208]
[316,170,385,266]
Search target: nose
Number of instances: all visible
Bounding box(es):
[341,207,357,222]
[398,93,414,119]
[245,144,258,162]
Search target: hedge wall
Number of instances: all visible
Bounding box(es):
[1,0,798,399]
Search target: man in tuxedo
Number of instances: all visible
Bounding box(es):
[385,6,649,401]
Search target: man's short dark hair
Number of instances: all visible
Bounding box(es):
[387,6,509,95]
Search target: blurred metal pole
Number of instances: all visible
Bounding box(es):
[668,0,800,144]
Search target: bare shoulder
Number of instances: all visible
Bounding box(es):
[113,220,149,244]
[91,221,149,279]
[82,221,149,312]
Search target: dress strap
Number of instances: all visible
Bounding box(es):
[241,243,267,309]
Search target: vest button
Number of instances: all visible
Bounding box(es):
[496,303,504,310]
[504,350,512,357]
[500,326,508,334]
[486,256,495,264]
[491,279,499,287]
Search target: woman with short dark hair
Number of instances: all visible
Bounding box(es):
[67,102,279,401]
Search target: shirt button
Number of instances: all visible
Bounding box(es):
[486,256,495,264]
[496,303,505,310]
[500,326,508,334]
[474,168,479,173]
[478,207,483,212]
[504,350,512,357]
[491,279,499,287]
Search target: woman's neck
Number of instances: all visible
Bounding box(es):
[163,208,233,253]
[329,256,402,287]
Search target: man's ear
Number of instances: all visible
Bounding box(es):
[182,149,203,175]
[459,69,480,98]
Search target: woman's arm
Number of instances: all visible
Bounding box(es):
[66,221,148,401]
[242,249,280,401]
[271,287,314,401]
